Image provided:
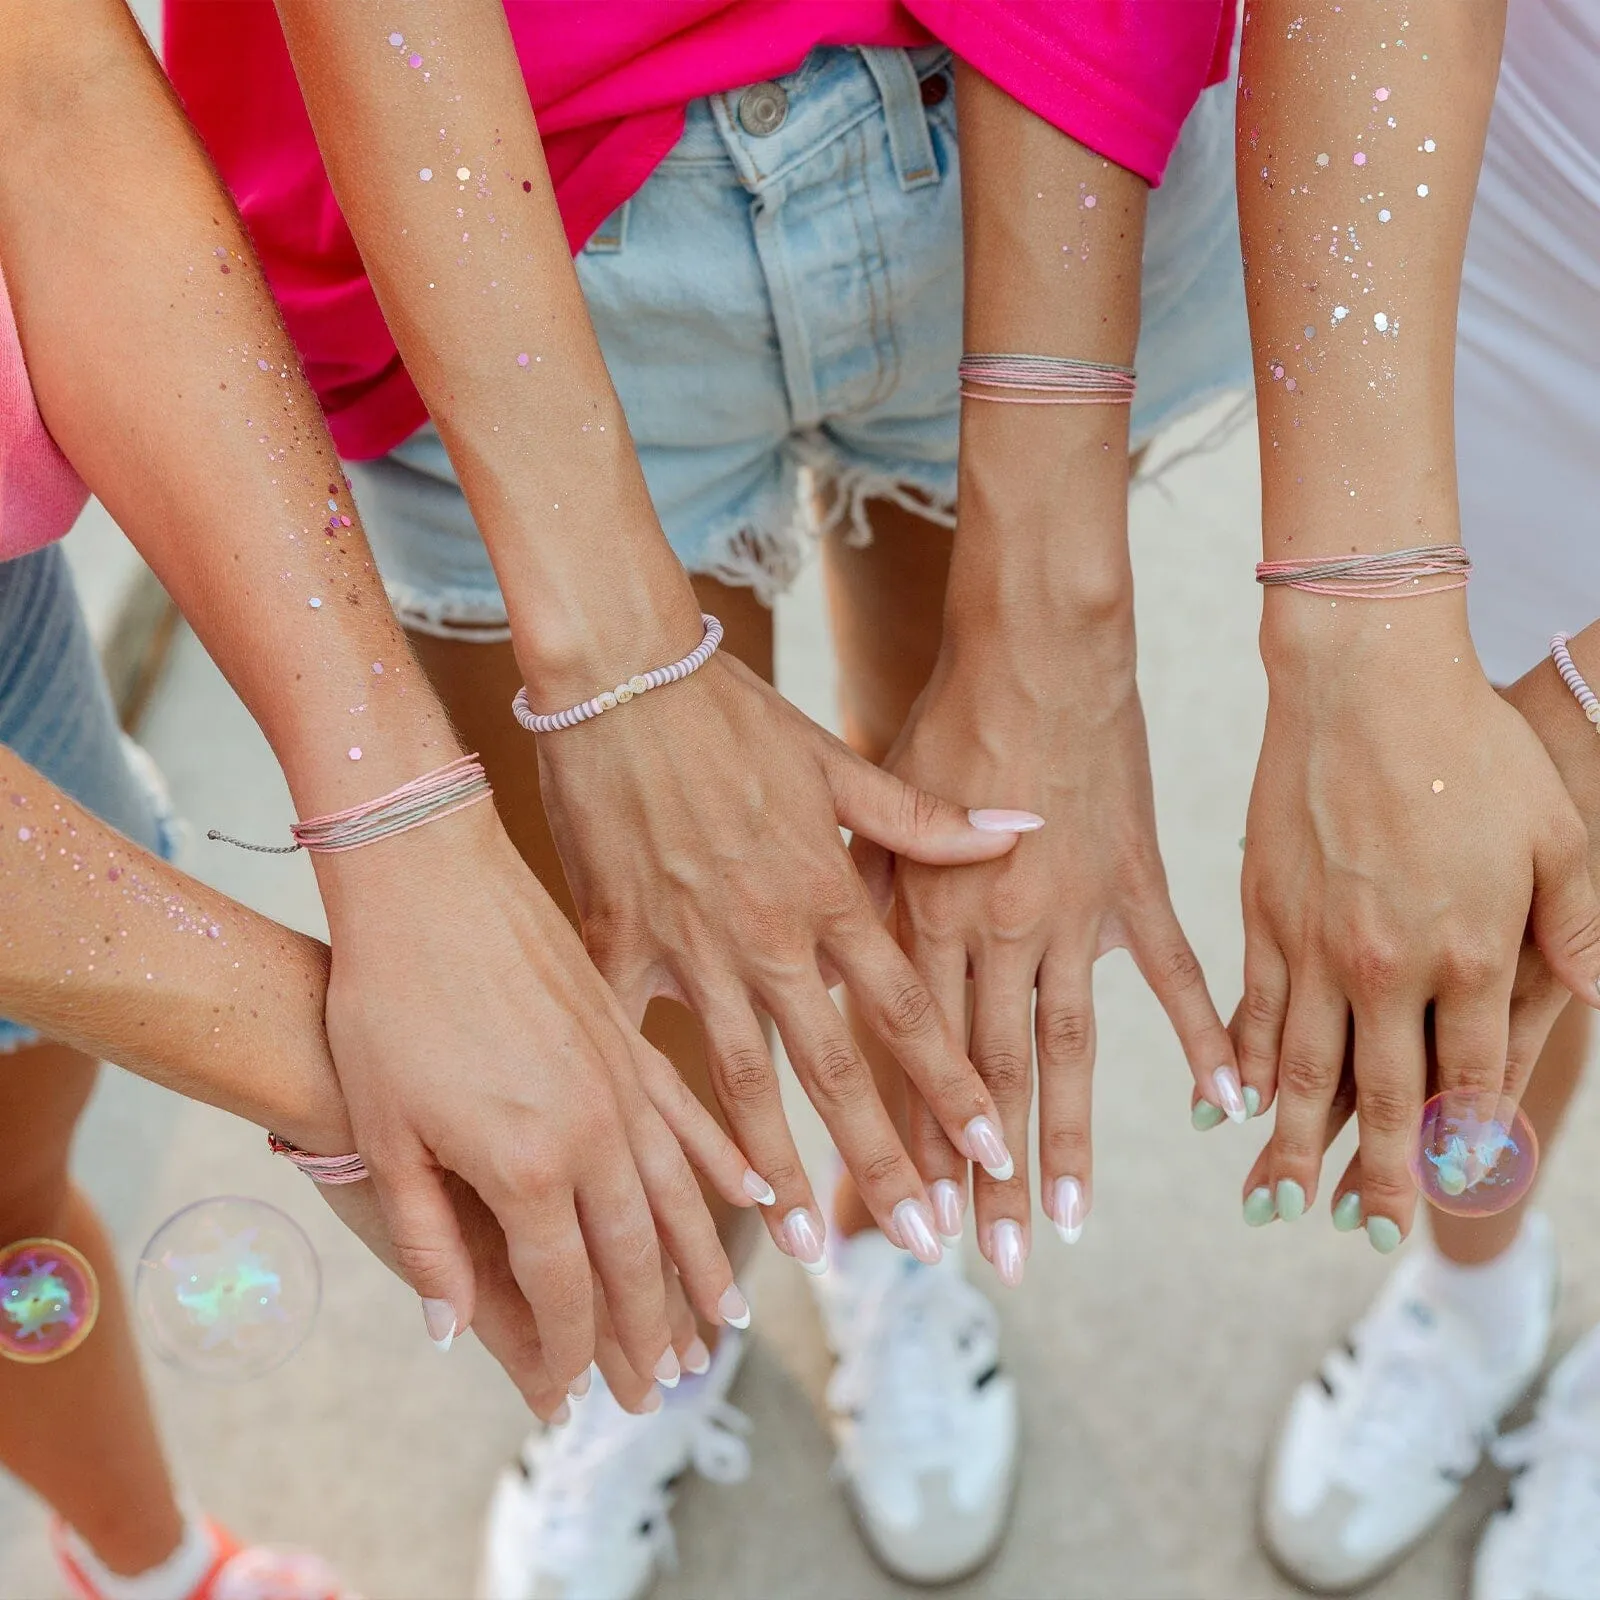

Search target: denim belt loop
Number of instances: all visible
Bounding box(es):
[583,199,632,255]
[857,47,940,192]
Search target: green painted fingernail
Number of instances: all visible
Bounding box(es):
[1332,1192,1363,1232]
[1275,1179,1306,1222]
[1191,1099,1225,1131]
[1244,1086,1261,1118]
[1366,1216,1402,1254]
[1243,1186,1276,1227]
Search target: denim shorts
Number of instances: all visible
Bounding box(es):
[0,543,178,1053]
[349,44,1249,634]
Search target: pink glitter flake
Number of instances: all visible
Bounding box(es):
[349,747,364,762]
[1082,195,1097,209]
[1353,152,1367,166]
[1375,86,1389,101]
[407,53,422,68]
[517,353,530,367]
[16,827,30,842]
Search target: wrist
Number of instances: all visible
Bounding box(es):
[1260,586,1477,688]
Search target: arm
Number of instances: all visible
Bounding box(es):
[855,66,1236,1277]
[1229,0,1600,1243]
[0,0,754,1389]
[267,0,1036,1260]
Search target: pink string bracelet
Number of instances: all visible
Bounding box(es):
[1550,633,1600,728]
[958,352,1136,406]
[513,613,723,735]
[208,754,492,855]
[267,1133,369,1186]
[1254,544,1472,599]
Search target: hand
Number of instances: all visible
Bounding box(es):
[854,626,1235,1281]
[1232,609,1600,1244]
[318,802,761,1391]
[533,646,1035,1265]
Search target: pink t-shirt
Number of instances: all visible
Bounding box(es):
[0,261,88,561]
[166,1,1232,461]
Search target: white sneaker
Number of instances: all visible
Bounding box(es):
[1261,1215,1556,1592]
[816,1231,1019,1585]
[476,1334,751,1600]
[1475,1323,1600,1600]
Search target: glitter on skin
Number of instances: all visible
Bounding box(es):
[1082,195,1097,209]
[1379,208,1392,222]
[1432,779,1445,793]
[516,353,529,366]
[1374,312,1389,331]
[419,168,433,181]
[407,53,422,68]
[1375,86,1389,100]
[1424,138,1436,152]
[349,747,363,762]
[1417,184,1430,197]
[1316,152,1330,166]
[388,32,403,46]
[308,598,323,609]
[1353,152,1367,166]
[456,167,471,181]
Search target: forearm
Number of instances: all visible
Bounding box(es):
[271,0,701,700]
[1238,0,1504,660]
[0,0,458,823]
[0,747,349,1153]
[943,64,1146,684]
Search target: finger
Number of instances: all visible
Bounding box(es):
[764,978,942,1264]
[492,1187,597,1388]
[824,909,1015,1184]
[968,951,1036,1289]
[1529,817,1600,1008]
[1239,1060,1357,1207]
[1505,953,1570,1105]
[1328,1148,1367,1234]
[661,1260,710,1372]
[369,1146,477,1351]
[1431,968,1513,1111]
[1255,966,1347,1225]
[693,989,825,1275]
[848,831,896,923]
[1228,934,1290,1125]
[1036,950,1095,1246]
[590,1288,667,1416]
[1348,1002,1427,1252]
[821,736,1043,864]
[632,1034,774,1210]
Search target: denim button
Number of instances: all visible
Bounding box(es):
[737,82,789,137]
[920,73,949,107]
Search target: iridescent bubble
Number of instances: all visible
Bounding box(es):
[134,1198,320,1381]
[1409,1092,1538,1217]
[0,1239,99,1363]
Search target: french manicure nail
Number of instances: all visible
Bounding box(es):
[421,1297,457,1353]
[1244,1086,1262,1118]
[549,1400,572,1428]
[1332,1192,1363,1232]
[654,1348,681,1389]
[742,1169,777,1206]
[568,1368,592,1400]
[992,1218,1026,1287]
[1213,1066,1248,1125]
[1191,1099,1225,1132]
[717,1284,752,1328]
[1276,1179,1306,1223]
[1366,1216,1402,1254]
[1243,1186,1276,1227]
[1050,1176,1087,1244]
[638,1388,663,1414]
[930,1178,965,1241]
[964,1116,1015,1181]
[780,1207,828,1275]
[682,1337,712,1376]
[892,1199,944,1265]
[968,808,1046,833]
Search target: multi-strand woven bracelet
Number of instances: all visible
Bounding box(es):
[1255,544,1473,599]
[958,352,1136,406]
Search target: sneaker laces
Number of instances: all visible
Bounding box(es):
[828,1262,996,1465]
[1490,1405,1600,1589]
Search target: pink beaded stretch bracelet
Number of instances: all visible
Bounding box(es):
[267,1133,369,1186]
[512,614,723,735]
[1550,633,1600,729]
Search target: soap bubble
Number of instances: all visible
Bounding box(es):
[0,1238,99,1363]
[1409,1092,1538,1216]
[135,1197,320,1381]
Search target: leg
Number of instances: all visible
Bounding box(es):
[0,1043,184,1576]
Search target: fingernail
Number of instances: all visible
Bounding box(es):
[421,1297,457,1353]
[549,1400,572,1427]
[1366,1216,1402,1254]
[1191,1099,1225,1132]
[568,1368,592,1400]
[992,1218,1026,1287]
[654,1348,681,1389]
[1332,1192,1363,1232]
[964,1116,1015,1181]
[638,1388,663,1414]
[683,1337,712,1376]
[1050,1176,1087,1244]
[742,1169,777,1206]
[930,1178,965,1241]
[892,1199,944,1265]
[1244,1086,1262,1118]
[1242,1186,1276,1227]
[968,808,1046,833]
[717,1283,752,1328]
[1213,1067,1248,1125]
[781,1207,828,1275]
[1276,1179,1306,1223]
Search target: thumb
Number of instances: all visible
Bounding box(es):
[824,743,1043,865]
[372,1154,478,1353]
[1529,820,1600,1010]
